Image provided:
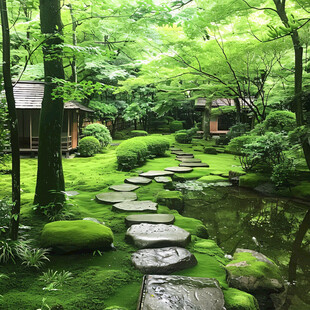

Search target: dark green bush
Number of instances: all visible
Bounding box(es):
[203,147,217,155]
[264,111,296,133]
[130,130,148,137]
[227,135,255,155]
[175,130,192,144]
[271,159,295,187]
[169,120,183,133]
[142,136,170,156]
[227,123,250,139]
[83,123,112,147]
[79,136,101,157]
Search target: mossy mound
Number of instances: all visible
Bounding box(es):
[174,214,209,238]
[156,190,184,212]
[224,288,259,310]
[198,175,227,183]
[130,130,148,137]
[239,173,269,189]
[290,181,310,200]
[203,147,218,154]
[41,220,114,253]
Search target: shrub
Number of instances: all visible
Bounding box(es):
[203,147,217,154]
[227,123,250,140]
[169,120,183,133]
[40,269,73,291]
[83,123,112,147]
[175,127,197,144]
[271,159,295,187]
[130,130,148,137]
[227,135,255,155]
[142,136,170,156]
[78,136,101,157]
[263,111,296,133]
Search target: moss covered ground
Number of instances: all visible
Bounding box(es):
[0,134,308,309]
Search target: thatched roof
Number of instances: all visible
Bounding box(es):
[12,81,93,112]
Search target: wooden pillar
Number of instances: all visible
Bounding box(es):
[203,103,211,140]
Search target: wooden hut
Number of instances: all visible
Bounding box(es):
[13,81,93,155]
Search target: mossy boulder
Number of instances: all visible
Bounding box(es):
[174,215,209,239]
[203,147,218,154]
[239,173,269,189]
[41,220,114,253]
[156,191,184,212]
[223,288,259,310]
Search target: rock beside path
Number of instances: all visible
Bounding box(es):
[131,247,197,274]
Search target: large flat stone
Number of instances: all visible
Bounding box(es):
[132,247,197,274]
[176,155,194,159]
[113,201,157,212]
[165,167,193,173]
[125,214,175,226]
[96,192,137,204]
[109,184,139,192]
[139,170,174,178]
[125,223,191,249]
[154,176,172,183]
[179,162,209,167]
[170,148,182,151]
[138,275,225,310]
[124,177,152,185]
[175,158,201,163]
[173,152,194,156]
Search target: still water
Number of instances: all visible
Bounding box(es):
[177,181,310,309]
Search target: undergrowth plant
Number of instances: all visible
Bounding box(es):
[0,239,16,264]
[40,269,73,291]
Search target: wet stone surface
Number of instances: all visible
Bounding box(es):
[125,223,191,249]
[179,162,209,168]
[131,247,197,274]
[154,176,172,183]
[139,275,225,310]
[124,177,152,185]
[139,170,174,178]
[113,200,157,212]
[165,167,193,173]
[96,192,137,204]
[125,214,175,226]
[109,184,140,192]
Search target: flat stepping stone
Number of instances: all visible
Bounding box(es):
[165,167,193,173]
[176,155,194,159]
[63,191,79,197]
[109,184,139,192]
[170,148,182,151]
[125,214,175,226]
[175,158,201,163]
[125,177,152,185]
[154,176,172,183]
[179,162,209,167]
[131,247,197,274]
[138,275,225,310]
[113,200,157,212]
[173,152,194,156]
[139,170,174,178]
[96,192,137,204]
[125,223,191,249]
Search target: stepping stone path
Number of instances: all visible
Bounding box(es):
[179,162,209,168]
[138,275,225,310]
[109,184,139,192]
[172,152,194,156]
[139,170,174,178]
[113,201,157,212]
[131,247,197,274]
[165,166,193,173]
[176,158,201,163]
[63,191,79,197]
[125,176,152,185]
[176,154,194,159]
[96,192,137,204]
[125,223,191,249]
[125,214,175,226]
[170,148,182,151]
[154,176,172,183]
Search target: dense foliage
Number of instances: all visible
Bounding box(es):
[82,124,112,147]
[78,136,101,157]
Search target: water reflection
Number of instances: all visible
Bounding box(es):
[179,182,310,309]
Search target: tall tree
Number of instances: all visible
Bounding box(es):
[34,0,66,206]
[0,0,21,240]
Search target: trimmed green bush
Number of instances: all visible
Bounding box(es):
[169,120,183,133]
[203,147,217,154]
[175,130,192,144]
[41,220,114,253]
[227,135,255,155]
[78,136,101,157]
[130,130,148,137]
[83,123,112,147]
[116,136,170,170]
[264,110,296,133]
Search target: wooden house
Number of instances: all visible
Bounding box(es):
[13,81,93,155]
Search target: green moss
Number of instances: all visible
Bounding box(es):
[198,175,227,183]
[203,147,217,154]
[239,173,269,189]
[156,190,184,212]
[290,182,310,200]
[130,130,148,137]
[174,214,209,238]
[223,288,259,310]
[41,220,114,253]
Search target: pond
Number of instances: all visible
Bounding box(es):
[176,181,310,309]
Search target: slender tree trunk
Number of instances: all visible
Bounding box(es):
[234,97,241,123]
[68,3,77,83]
[203,102,211,140]
[0,0,21,240]
[34,0,66,206]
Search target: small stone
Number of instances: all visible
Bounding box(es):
[109,184,139,192]
[132,247,197,274]
[63,191,79,197]
[96,192,137,204]
[139,170,174,178]
[165,167,193,173]
[125,177,152,185]
[125,223,191,249]
[125,214,175,226]
[179,163,209,167]
[154,176,172,183]
[113,201,157,212]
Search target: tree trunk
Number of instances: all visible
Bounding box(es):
[34,0,66,206]
[234,97,241,123]
[203,102,211,140]
[68,3,78,83]
[0,0,21,240]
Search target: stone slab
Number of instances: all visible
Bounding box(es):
[132,247,197,274]
[109,184,140,192]
[113,200,157,212]
[165,167,193,173]
[125,177,152,185]
[125,223,191,249]
[179,163,209,168]
[125,214,175,226]
[139,170,174,178]
[138,275,225,310]
[170,148,182,151]
[176,155,194,159]
[173,152,194,156]
[96,192,137,204]
[175,158,201,163]
[63,191,79,197]
[154,176,172,183]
